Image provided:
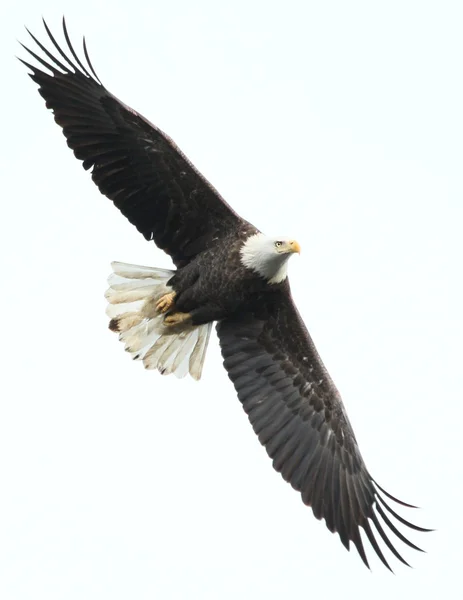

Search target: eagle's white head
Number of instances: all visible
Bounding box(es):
[240,233,301,284]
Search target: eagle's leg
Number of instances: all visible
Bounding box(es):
[156,291,176,314]
[164,311,192,326]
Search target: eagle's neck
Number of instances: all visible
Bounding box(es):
[240,233,289,284]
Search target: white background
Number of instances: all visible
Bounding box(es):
[1,1,462,598]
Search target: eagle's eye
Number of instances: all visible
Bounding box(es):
[275,241,283,248]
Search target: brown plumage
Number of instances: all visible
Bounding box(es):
[20,18,431,571]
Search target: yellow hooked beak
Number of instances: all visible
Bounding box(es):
[288,240,301,254]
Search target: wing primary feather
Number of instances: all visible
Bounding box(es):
[375,493,433,532]
[19,41,61,76]
[17,56,45,75]
[348,474,369,521]
[351,529,371,570]
[370,511,411,567]
[375,502,426,552]
[39,18,78,72]
[362,519,393,572]
[61,17,94,79]
[346,469,364,515]
[24,27,69,73]
[355,471,376,515]
[372,479,419,509]
[82,36,101,83]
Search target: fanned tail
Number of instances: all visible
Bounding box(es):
[105,262,212,380]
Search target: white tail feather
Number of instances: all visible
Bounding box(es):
[106,261,212,380]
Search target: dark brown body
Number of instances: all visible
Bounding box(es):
[169,228,276,325]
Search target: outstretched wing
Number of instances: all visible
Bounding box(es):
[20,19,248,267]
[216,285,430,570]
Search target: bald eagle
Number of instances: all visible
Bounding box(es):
[20,19,430,570]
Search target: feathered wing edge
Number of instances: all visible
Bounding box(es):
[19,17,100,83]
[216,295,432,571]
[347,480,432,572]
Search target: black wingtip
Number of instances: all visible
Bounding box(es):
[372,479,420,509]
[375,492,433,533]
[351,529,371,571]
[375,500,427,553]
[370,510,412,567]
[362,519,394,573]
[83,35,101,83]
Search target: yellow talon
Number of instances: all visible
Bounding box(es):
[156,292,176,313]
[164,312,192,326]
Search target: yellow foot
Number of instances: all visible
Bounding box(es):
[156,292,176,314]
[164,312,192,326]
